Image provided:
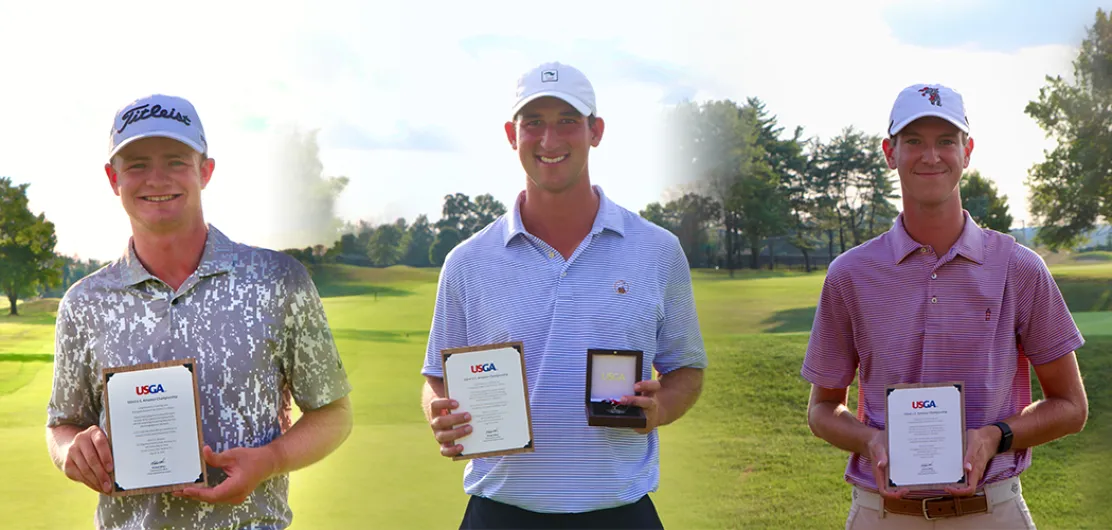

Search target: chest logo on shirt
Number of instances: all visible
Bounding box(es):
[613,280,629,294]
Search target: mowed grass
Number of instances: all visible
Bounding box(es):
[1,263,1109,529]
[0,299,57,359]
[1073,250,1112,262]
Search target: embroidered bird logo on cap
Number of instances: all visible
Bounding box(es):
[918,86,942,107]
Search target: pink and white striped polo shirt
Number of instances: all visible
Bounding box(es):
[801,211,1084,495]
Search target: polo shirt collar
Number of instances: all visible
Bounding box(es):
[890,210,985,265]
[503,185,626,246]
[117,224,237,287]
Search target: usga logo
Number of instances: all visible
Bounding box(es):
[136,384,166,396]
[471,363,497,374]
[911,400,937,409]
[602,372,626,381]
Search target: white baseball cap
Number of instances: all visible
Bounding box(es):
[108,94,207,160]
[511,61,597,119]
[887,83,969,136]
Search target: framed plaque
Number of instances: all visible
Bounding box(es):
[885,381,967,491]
[585,349,647,428]
[101,358,207,496]
[441,342,534,461]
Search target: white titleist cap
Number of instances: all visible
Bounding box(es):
[888,83,969,136]
[108,94,207,159]
[511,61,597,118]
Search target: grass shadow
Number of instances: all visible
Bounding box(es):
[1,298,59,325]
[1057,279,1112,312]
[0,314,56,326]
[693,268,825,281]
[0,354,53,362]
[331,329,429,344]
[314,283,414,299]
[761,306,817,333]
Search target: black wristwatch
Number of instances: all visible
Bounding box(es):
[993,421,1013,453]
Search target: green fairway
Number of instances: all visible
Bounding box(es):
[1073,251,1112,263]
[2,263,1108,529]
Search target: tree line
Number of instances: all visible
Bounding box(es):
[641,98,1014,274]
[282,192,508,270]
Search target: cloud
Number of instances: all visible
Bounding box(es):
[318,120,457,152]
[881,0,1107,52]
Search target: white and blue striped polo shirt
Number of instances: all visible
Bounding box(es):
[421,185,708,514]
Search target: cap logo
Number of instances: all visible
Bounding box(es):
[918,87,942,107]
[541,70,558,83]
[117,104,192,134]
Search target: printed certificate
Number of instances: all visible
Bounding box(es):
[885,382,967,490]
[102,359,206,496]
[441,342,534,460]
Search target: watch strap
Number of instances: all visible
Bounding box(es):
[993,421,1013,453]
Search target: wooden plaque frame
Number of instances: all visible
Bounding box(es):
[440,342,535,461]
[885,381,967,491]
[101,358,207,496]
[585,349,647,428]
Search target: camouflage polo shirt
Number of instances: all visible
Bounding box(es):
[46,225,351,530]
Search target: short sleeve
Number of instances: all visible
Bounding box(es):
[800,265,859,389]
[282,262,352,410]
[1013,248,1084,365]
[653,237,708,374]
[46,295,99,428]
[421,251,469,379]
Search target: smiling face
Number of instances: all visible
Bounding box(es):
[104,136,214,234]
[504,96,604,194]
[882,116,974,210]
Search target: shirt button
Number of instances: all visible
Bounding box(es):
[931,297,938,303]
[171,298,179,306]
[920,247,928,253]
[931,273,937,280]
[560,271,567,277]
[548,251,555,259]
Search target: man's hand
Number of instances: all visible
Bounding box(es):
[174,445,278,505]
[61,425,115,494]
[865,428,909,500]
[428,398,472,457]
[621,379,666,435]
[945,426,1001,497]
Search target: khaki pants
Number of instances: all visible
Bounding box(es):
[846,477,1036,529]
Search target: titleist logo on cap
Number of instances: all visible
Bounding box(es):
[116,104,193,134]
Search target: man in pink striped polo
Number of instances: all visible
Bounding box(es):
[801,83,1089,529]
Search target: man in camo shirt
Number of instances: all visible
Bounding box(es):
[45,94,353,529]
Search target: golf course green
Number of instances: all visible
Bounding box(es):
[2,262,1109,529]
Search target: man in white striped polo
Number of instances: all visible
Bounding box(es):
[801,83,1089,528]
[420,61,708,529]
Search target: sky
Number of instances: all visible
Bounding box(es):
[0,0,1107,261]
